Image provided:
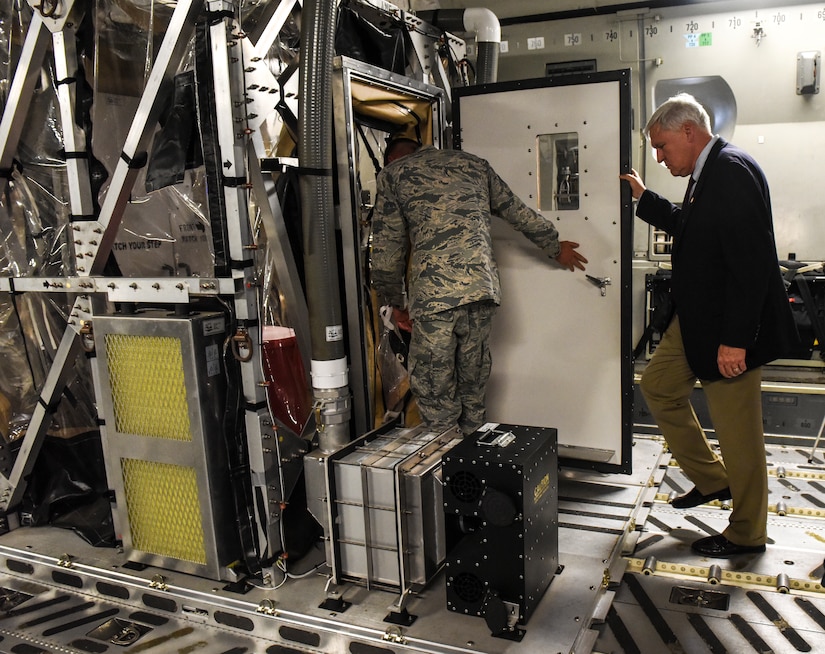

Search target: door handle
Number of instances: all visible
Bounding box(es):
[586,275,612,296]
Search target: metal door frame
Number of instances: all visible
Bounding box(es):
[332,56,447,436]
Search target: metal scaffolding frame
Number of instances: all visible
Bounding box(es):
[0,0,463,584]
[0,0,307,582]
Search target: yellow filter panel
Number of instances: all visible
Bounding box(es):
[105,333,192,441]
[121,458,207,565]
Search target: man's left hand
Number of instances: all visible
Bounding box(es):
[555,241,588,271]
[718,344,747,378]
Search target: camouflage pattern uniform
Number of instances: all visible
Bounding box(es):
[371,145,562,434]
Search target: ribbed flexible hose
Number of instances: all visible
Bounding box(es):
[299,0,351,451]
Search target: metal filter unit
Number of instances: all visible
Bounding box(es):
[305,423,463,594]
[93,310,241,580]
[120,458,205,565]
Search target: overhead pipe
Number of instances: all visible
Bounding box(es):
[299,0,351,452]
[419,8,501,84]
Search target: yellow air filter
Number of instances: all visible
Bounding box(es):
[104,334,192,441]
[121,458,206,565]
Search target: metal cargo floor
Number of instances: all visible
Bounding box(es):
[597,438,825,654]
[0,436,822,653]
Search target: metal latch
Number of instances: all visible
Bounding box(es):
[476,428,516,448]
[383,626,407,644]
[586,274,612,297]
[149,574,168,591]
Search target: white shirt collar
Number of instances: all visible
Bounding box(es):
[692,134,720,183]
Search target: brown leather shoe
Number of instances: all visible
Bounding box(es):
[670,486,732,508]
[691,534,765,557]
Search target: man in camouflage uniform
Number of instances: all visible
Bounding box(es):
[371,139,587,435]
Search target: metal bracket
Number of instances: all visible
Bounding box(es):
[384,589,417,626]
[149,574,168,591]
[320,578,352,612]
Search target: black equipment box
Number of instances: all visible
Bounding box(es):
[442,423,558,626]
[640,265,825,361]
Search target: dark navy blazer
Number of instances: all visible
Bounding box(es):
[636,137,798,380]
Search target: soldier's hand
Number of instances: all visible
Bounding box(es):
[555,241,588,271]
[392,307,413,332]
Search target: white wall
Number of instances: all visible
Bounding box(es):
[440,0,825,345]
[444,1,825,254]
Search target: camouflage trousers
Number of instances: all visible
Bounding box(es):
[408,300,497,435]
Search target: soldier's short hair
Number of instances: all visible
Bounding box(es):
[383,138,421,166]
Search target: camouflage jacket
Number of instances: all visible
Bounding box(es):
[370,146,562,318]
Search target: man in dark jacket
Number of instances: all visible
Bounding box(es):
[621,94,797,557]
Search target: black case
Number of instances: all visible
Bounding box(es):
[442,424,558,625]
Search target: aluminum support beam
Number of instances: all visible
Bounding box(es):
[52,28,94,219]
[0,296,91,511]
[0,13,51,194]
[207,5,285,567]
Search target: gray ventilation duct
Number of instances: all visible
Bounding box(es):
[419,8,501,84]
[299,0,351,452]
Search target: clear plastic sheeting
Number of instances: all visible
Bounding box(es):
[93,0,214,278]
[0,292,98,444]
[0,1,318,441]
[0,5,72,279]
[0,4,15,111]
[0,3,94,442]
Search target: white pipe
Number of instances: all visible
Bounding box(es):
[419,8,502,84]
[462,7,501,45]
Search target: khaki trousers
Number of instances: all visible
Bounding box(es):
[640,316,767,546]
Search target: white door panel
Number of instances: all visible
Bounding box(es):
[455,71,633,472]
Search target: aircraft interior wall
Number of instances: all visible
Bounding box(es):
[474,1,825,355]
[0,4,824,653]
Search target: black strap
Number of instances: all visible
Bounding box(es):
[120,150,148,169]
[356,122,382,176]
[230,258,255,271]
[222,175,247,188]
[294,166,333,177]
